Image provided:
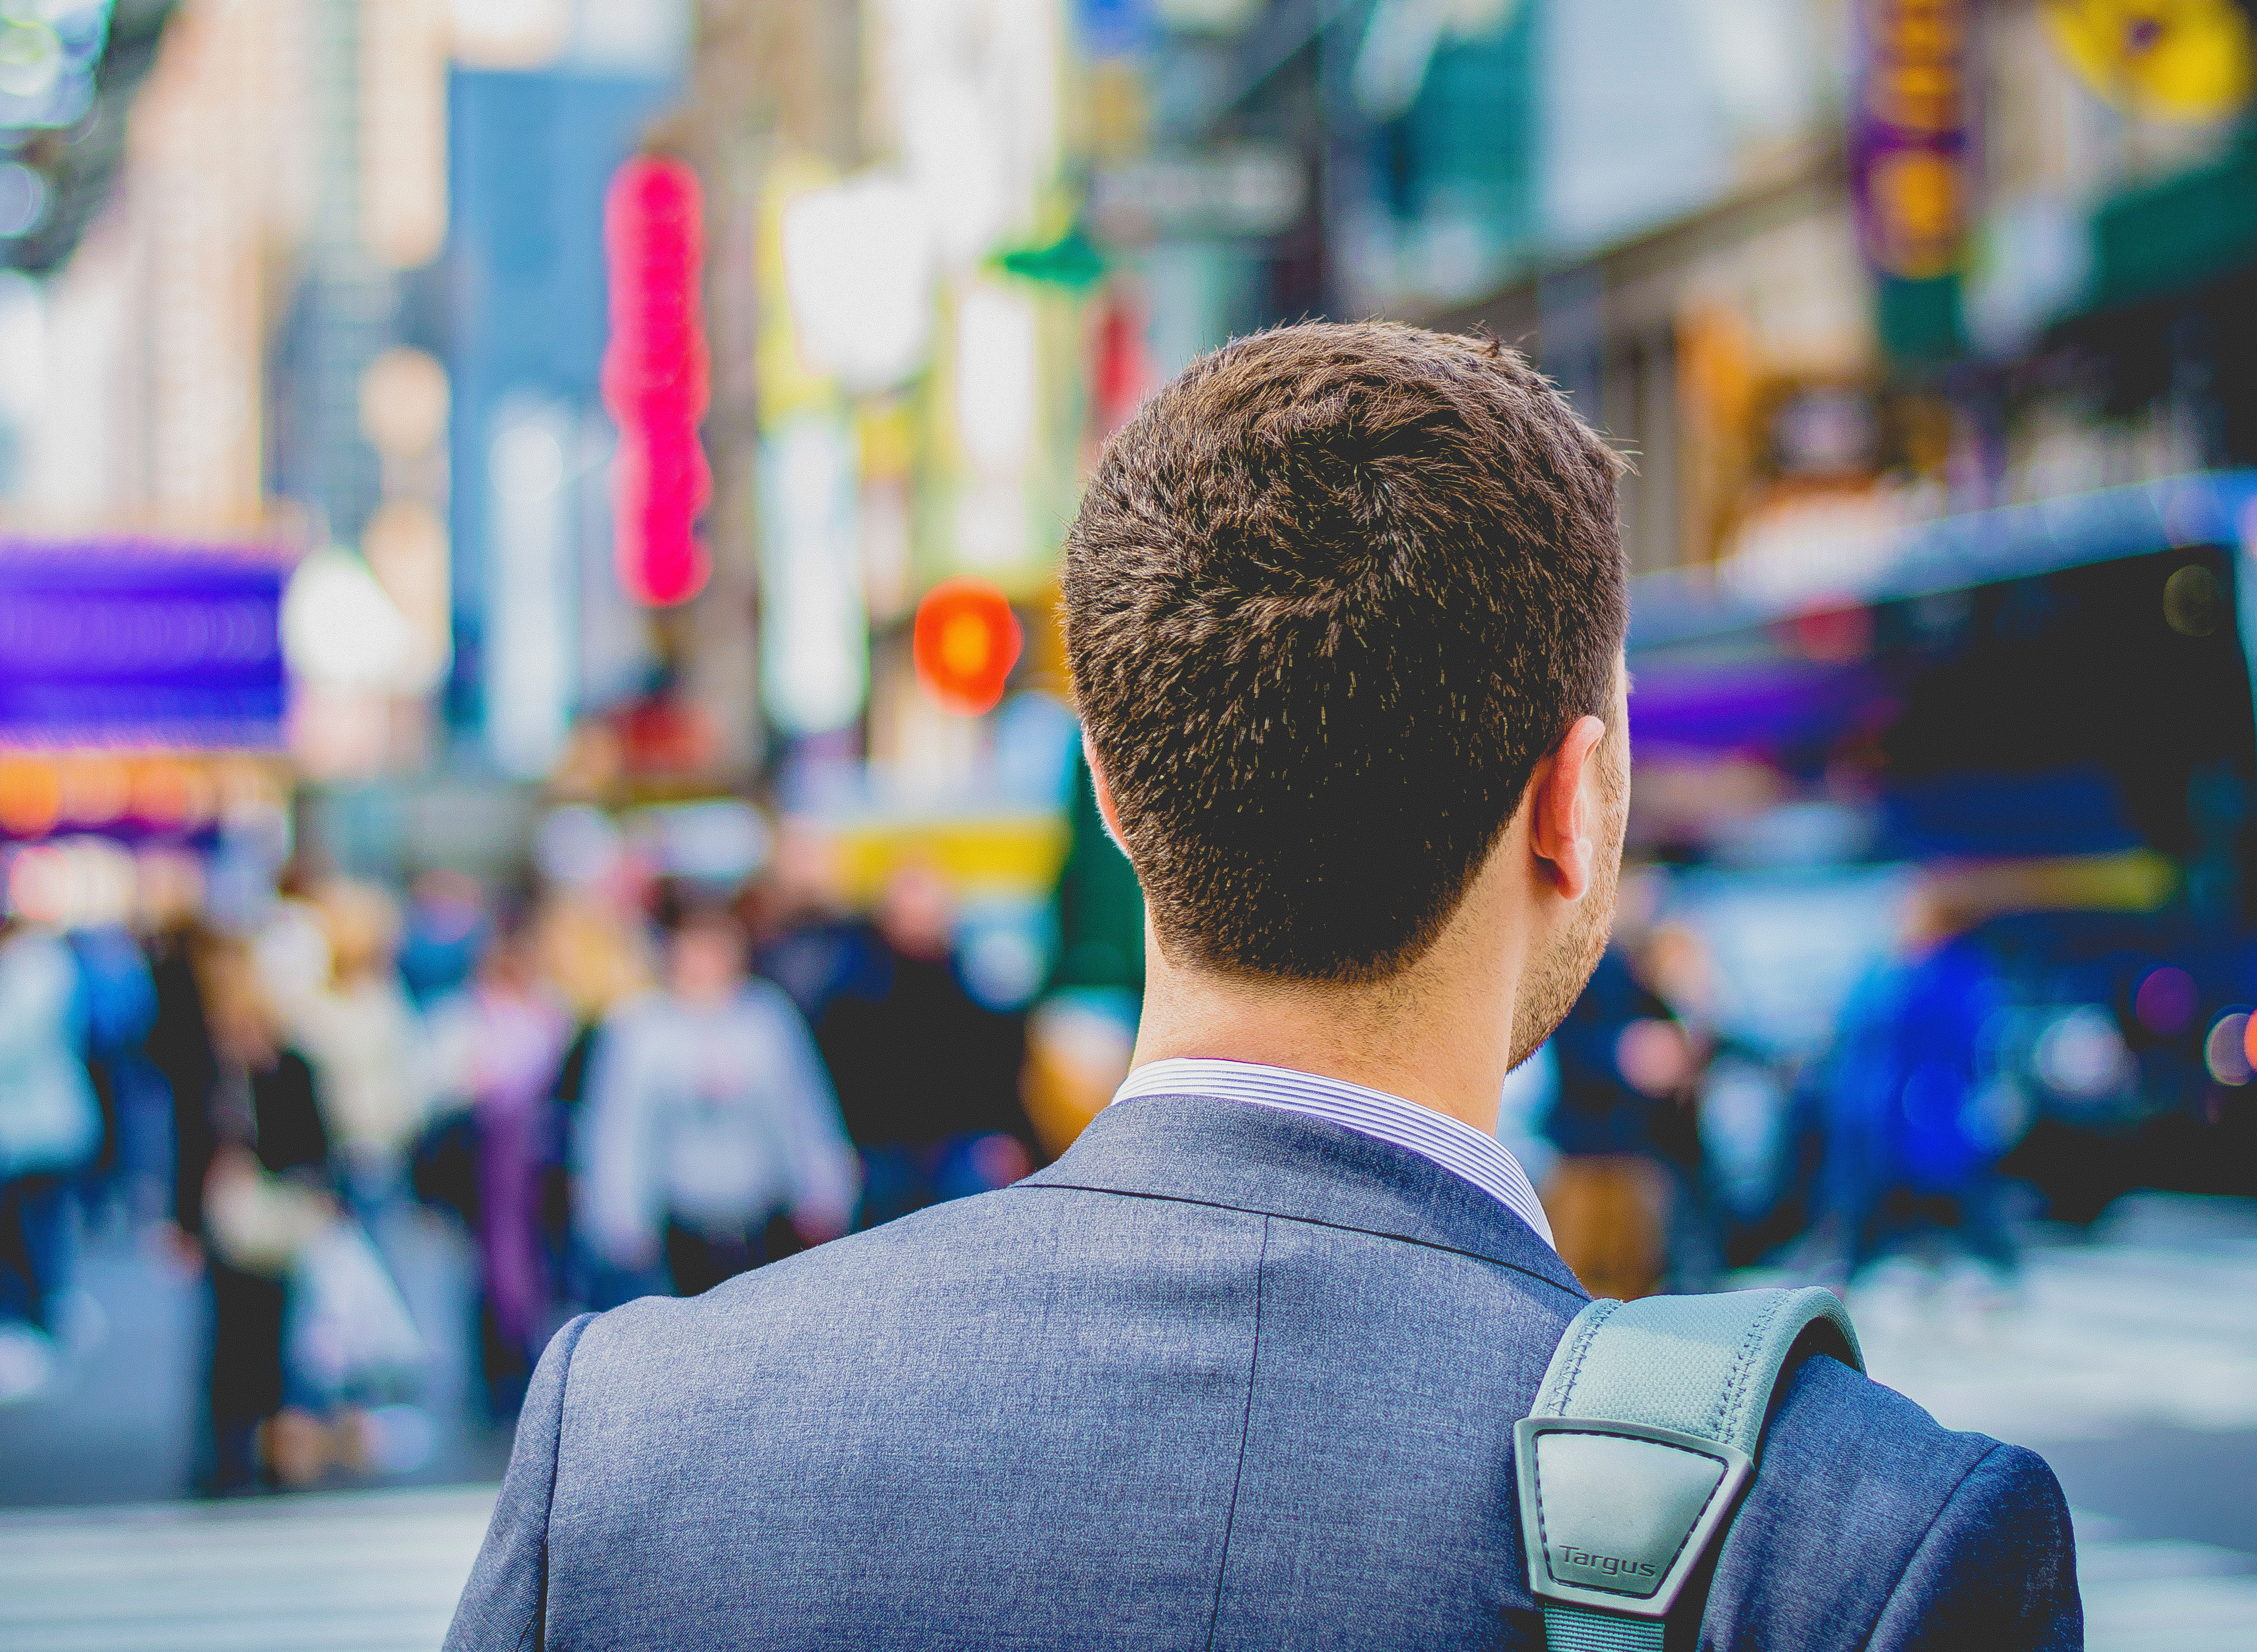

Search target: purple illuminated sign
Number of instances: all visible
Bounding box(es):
[0,538,289,749]
[1851,0,1973,281]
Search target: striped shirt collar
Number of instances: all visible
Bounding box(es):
[1112,1057,1556,1251]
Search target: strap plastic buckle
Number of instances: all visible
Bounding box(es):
[1514,1416,1755,1622]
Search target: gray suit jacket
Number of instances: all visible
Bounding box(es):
[446,1093,2081,1649]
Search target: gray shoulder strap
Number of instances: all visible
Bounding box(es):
[1516,1288,1862,1652]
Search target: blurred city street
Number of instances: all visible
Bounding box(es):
[2,0,2257,1645]
[0,1487,495,1652]
[0,1207,506,1508]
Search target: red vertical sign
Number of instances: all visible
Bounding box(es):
[603,156,713,606]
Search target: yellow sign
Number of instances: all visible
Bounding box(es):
[2043,0,2255,122]
[826,813,1071,906]
[1932,850,2180,917]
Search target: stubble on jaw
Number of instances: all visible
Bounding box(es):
[1505,721,1629,1070]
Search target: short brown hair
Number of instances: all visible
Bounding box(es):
[1064,320,1627,982]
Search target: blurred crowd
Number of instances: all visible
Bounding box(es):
[0,833,2133,1498]
[0,838,1038,1496]
[1530,873,2033,1311]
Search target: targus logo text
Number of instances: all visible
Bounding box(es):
[1555,1546,1659,1580]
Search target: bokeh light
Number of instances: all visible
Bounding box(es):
[282,546,416,690]
[2033,1006,2131,1100]
[359,347,450,459]
[2134,964,2198,1034]
[2204,1010,2253,1085]
[57,756,129,826]
[0,758,61,837]
[2163,563,2224,636]
[913,578,1022,716]
[127,758,214,829]
[0,160,47,236]
[6,841,69,921]
[0,14,63,103]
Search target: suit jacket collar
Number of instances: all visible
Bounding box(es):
[1021,1092,1586,1300]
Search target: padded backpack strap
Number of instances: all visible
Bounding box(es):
[1516,1288,1862,1652]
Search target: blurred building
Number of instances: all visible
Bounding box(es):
[1430,0,2257,574]
[0,0,311,921]
[444,17,684,784]
[5,0,2257,1191]
[618,0,1090,996]
[1420,0,2257,1211]
[0,1,177,289]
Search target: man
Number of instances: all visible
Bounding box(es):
[448,324,2077,1649]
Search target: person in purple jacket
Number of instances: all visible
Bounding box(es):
[437,919,571,1415]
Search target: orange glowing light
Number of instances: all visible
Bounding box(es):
[59,757,131,825]
[130,759,216,828]
[0,761,62,838]
[913,578,1023,716]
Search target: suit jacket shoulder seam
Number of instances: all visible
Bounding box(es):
[1010,1179,1585,1301]
[1205,1214,1269,1652]
[519,1312,595,1652]
[1853,1440,2010,1652]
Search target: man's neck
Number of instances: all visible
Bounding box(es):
[1129,936,1518,1138]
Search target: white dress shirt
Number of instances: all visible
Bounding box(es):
[1112,1057,1556,1249]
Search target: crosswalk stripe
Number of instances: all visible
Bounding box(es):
[0,1487,493,1652]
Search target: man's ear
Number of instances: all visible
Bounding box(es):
[1083,732,1131,858]
[1527,714,1607,902]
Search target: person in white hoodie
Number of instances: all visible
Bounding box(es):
[578,904,857,1303]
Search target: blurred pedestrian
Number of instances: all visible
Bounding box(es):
[144,903,220,1220]
[1816,884,2017,1295]
[0,916,99,1402]
[270,883,430,1242]
[746,820,870,1026]
[429,918,570,1414]
[816,865,1036,1226]
[170,940,334,1493]
[1540,946,1694,1300]
[533,891,656,1309]
[1632,920,1729,1290]
[68,917,161,1228]
[398,870,492,1008]
[578,905,857,1301]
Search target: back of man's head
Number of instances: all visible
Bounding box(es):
[1064,320,1627,984]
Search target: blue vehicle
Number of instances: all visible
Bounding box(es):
[1625,473,2257,1234]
